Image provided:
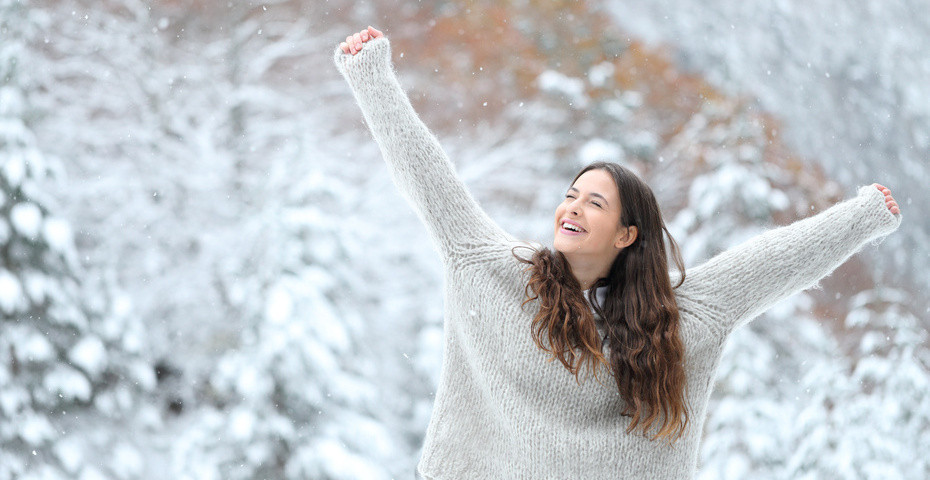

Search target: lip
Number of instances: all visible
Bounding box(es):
[558,218,586,236]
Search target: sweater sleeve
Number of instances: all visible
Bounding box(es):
[679,184,902,334]
[333,37,511,259]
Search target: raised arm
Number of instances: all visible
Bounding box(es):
[333,28,511,260]
[678,184,903,334]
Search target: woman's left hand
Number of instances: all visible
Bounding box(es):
[872,183,900,214]
[339,26,384,56]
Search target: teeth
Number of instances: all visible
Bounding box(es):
[562,222,582,232]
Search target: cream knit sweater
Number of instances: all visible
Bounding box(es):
[333,37,902,480]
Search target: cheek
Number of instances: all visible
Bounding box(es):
[553,204,565,222]
[589,213,617,237]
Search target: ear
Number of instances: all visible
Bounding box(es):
[614,225,638,249]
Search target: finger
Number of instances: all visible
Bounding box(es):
[361,30,369,41]
[353,32,363,48]
[891,206,900,214]
[368,26,383,37]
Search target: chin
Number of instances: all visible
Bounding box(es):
[552,239,573,255]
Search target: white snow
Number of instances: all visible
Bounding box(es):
[234,364,273,400]
[20,329,55,362]
[43,366,92,402]
[78,467,108,480]
[620,90,643,108]
[112,444,144,477]
[54,437,84,474]
[291,439,388,480]
[129,360,158,390]
[10,201,42,238]
[308,290,350,353]
[23,272,49,304]
[19,414,55,445]
[229,407,255,440]
[0,269,24,314]
[587,61,616,87]
[0,85,25,116]
[0,386,29,416]
[579,138,624,165]
[265,284,293,325]
[1,151,26,187]
[537,70,589,108]
[42,217,74,257]
[69,336,108,377]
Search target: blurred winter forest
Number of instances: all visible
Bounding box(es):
[2,0,928,478]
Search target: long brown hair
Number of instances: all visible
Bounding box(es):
[516,162,689,442]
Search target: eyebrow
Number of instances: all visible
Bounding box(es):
[568,187,610,207]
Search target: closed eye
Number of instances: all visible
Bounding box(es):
[591,200,603,208]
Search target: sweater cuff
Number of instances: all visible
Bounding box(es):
[855,184,902,240]
[333,36,393,84]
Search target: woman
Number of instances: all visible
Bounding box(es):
[335,27,902,480]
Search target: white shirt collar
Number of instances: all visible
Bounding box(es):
[583,285,608,311]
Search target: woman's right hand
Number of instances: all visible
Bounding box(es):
[340,26,384,56]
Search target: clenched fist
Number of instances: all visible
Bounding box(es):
[872,183,900,215]
[340,26,384,56]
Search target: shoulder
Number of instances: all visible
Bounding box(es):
[447,238,539,282]
[674,291,728,346]
[510,240,544,262]
[442,240,537,314]
[672,271,729,347]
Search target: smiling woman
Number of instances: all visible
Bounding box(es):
[553,168,640,287]
[334,27,903,480]
[521,161,689,444]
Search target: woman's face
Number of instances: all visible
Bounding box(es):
[553,169,635,261]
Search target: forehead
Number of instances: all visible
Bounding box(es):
[570,169,619,199]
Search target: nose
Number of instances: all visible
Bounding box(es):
[568,197,582,216]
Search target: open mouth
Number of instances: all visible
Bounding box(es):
[560,221,586,234]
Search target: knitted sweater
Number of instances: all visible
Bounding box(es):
[333,37,902,480]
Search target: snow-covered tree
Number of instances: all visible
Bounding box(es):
[603,0,930,300]
[0,1,155,478]
[784,288,930,479]
[169,170,408,479]
[666,87,930,479]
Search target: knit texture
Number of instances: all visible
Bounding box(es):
[334,37,902,480]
